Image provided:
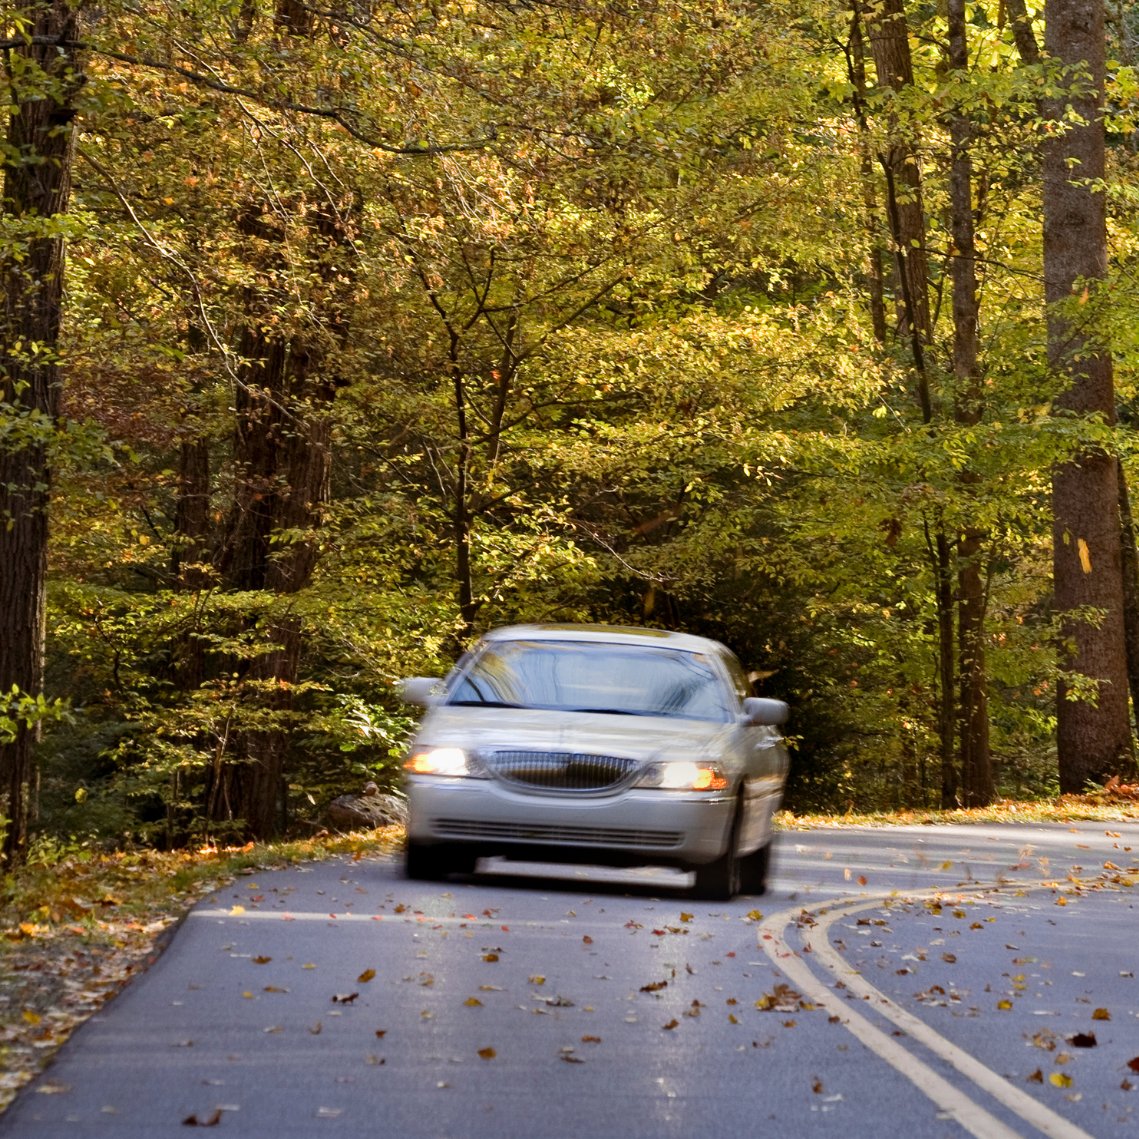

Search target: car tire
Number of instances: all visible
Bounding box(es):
[406,841,477,881]
[738,841,771,896]
[691,803,742,901]
[405,840,447,881]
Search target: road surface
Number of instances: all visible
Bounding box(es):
[2,821,1137,1137]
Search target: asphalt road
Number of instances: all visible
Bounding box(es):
[2,822,1137,1138]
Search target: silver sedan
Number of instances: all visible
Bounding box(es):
[399,624,789,900]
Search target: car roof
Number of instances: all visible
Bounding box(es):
[478,624,732,656]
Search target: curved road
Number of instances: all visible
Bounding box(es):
[2,822,1137,1137]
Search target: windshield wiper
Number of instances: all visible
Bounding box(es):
[447,699,526,709]
[564,706,653,716]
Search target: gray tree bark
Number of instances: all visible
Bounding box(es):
[1044,0,1134,789]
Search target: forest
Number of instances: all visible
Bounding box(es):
[3,0,1139,866]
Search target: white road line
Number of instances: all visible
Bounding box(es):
[758,888,1096,1139]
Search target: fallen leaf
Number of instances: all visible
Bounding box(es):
[1069,1032,1097,1048]
[640,980,668,993]
[662,1019,679,1030]
[252,955,271,965]
[357,969,376,983]
[1091,1008,1111,1021]
[1049,1072,1072,1089]
[182,1108,223,1126]
[1129,1057,1139,1073]
[1027,1069,1044,1084]
[331,992,359,1004]
[464,997,483,1008]
[477,1047,496,1060]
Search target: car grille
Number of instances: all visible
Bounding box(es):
[432,818,683,849]
[482,750,639,793]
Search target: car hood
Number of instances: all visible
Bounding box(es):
[414,706,736,762]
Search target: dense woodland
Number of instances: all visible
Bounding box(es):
[3,0,1139,864]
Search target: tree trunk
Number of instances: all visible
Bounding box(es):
[1044,0,1134,789]
[210,192,350,838]
[0,0,82,865]
[1118,468,1139,750]
[846,5,888,344]
[948,0,994,806]
[862,0,957,805]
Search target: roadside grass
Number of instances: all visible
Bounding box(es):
[779,791,1139,829]
[2,794,1138,1113]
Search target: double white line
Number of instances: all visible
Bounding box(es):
[758,887,1095,1139]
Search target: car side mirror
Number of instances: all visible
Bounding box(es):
[399,677,445,706]
[742,697,789,726]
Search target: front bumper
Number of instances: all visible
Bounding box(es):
[405,776,735,867]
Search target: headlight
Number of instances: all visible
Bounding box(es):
[635,761,730,791]
[403,747,484,777]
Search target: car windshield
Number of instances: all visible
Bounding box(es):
[447,639,733,722]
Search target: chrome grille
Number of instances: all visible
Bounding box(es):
[433,818,682,848]
[482,750,639,793]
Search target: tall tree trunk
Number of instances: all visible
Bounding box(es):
[846,5,888,344]
[211,195,352,838]
[1044,0,1134,789]
[862,0,957,805]
[947,0,994,806]
[0,0,82,865]
[1118,468,1139,744]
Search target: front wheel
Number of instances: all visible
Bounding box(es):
[405,840,447,881]
[405,841,478,881]
[738,841,771,896]
[691,805,742,901]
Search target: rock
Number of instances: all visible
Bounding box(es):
[326,784,407,830]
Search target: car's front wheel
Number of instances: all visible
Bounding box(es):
[738,840,772,896]
[690,804,742,901]
[405,840,446,881]
[405,841,478,881]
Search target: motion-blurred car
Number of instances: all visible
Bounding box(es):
[399,624,789,900]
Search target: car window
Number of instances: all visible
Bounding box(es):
[448,640,733,722]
